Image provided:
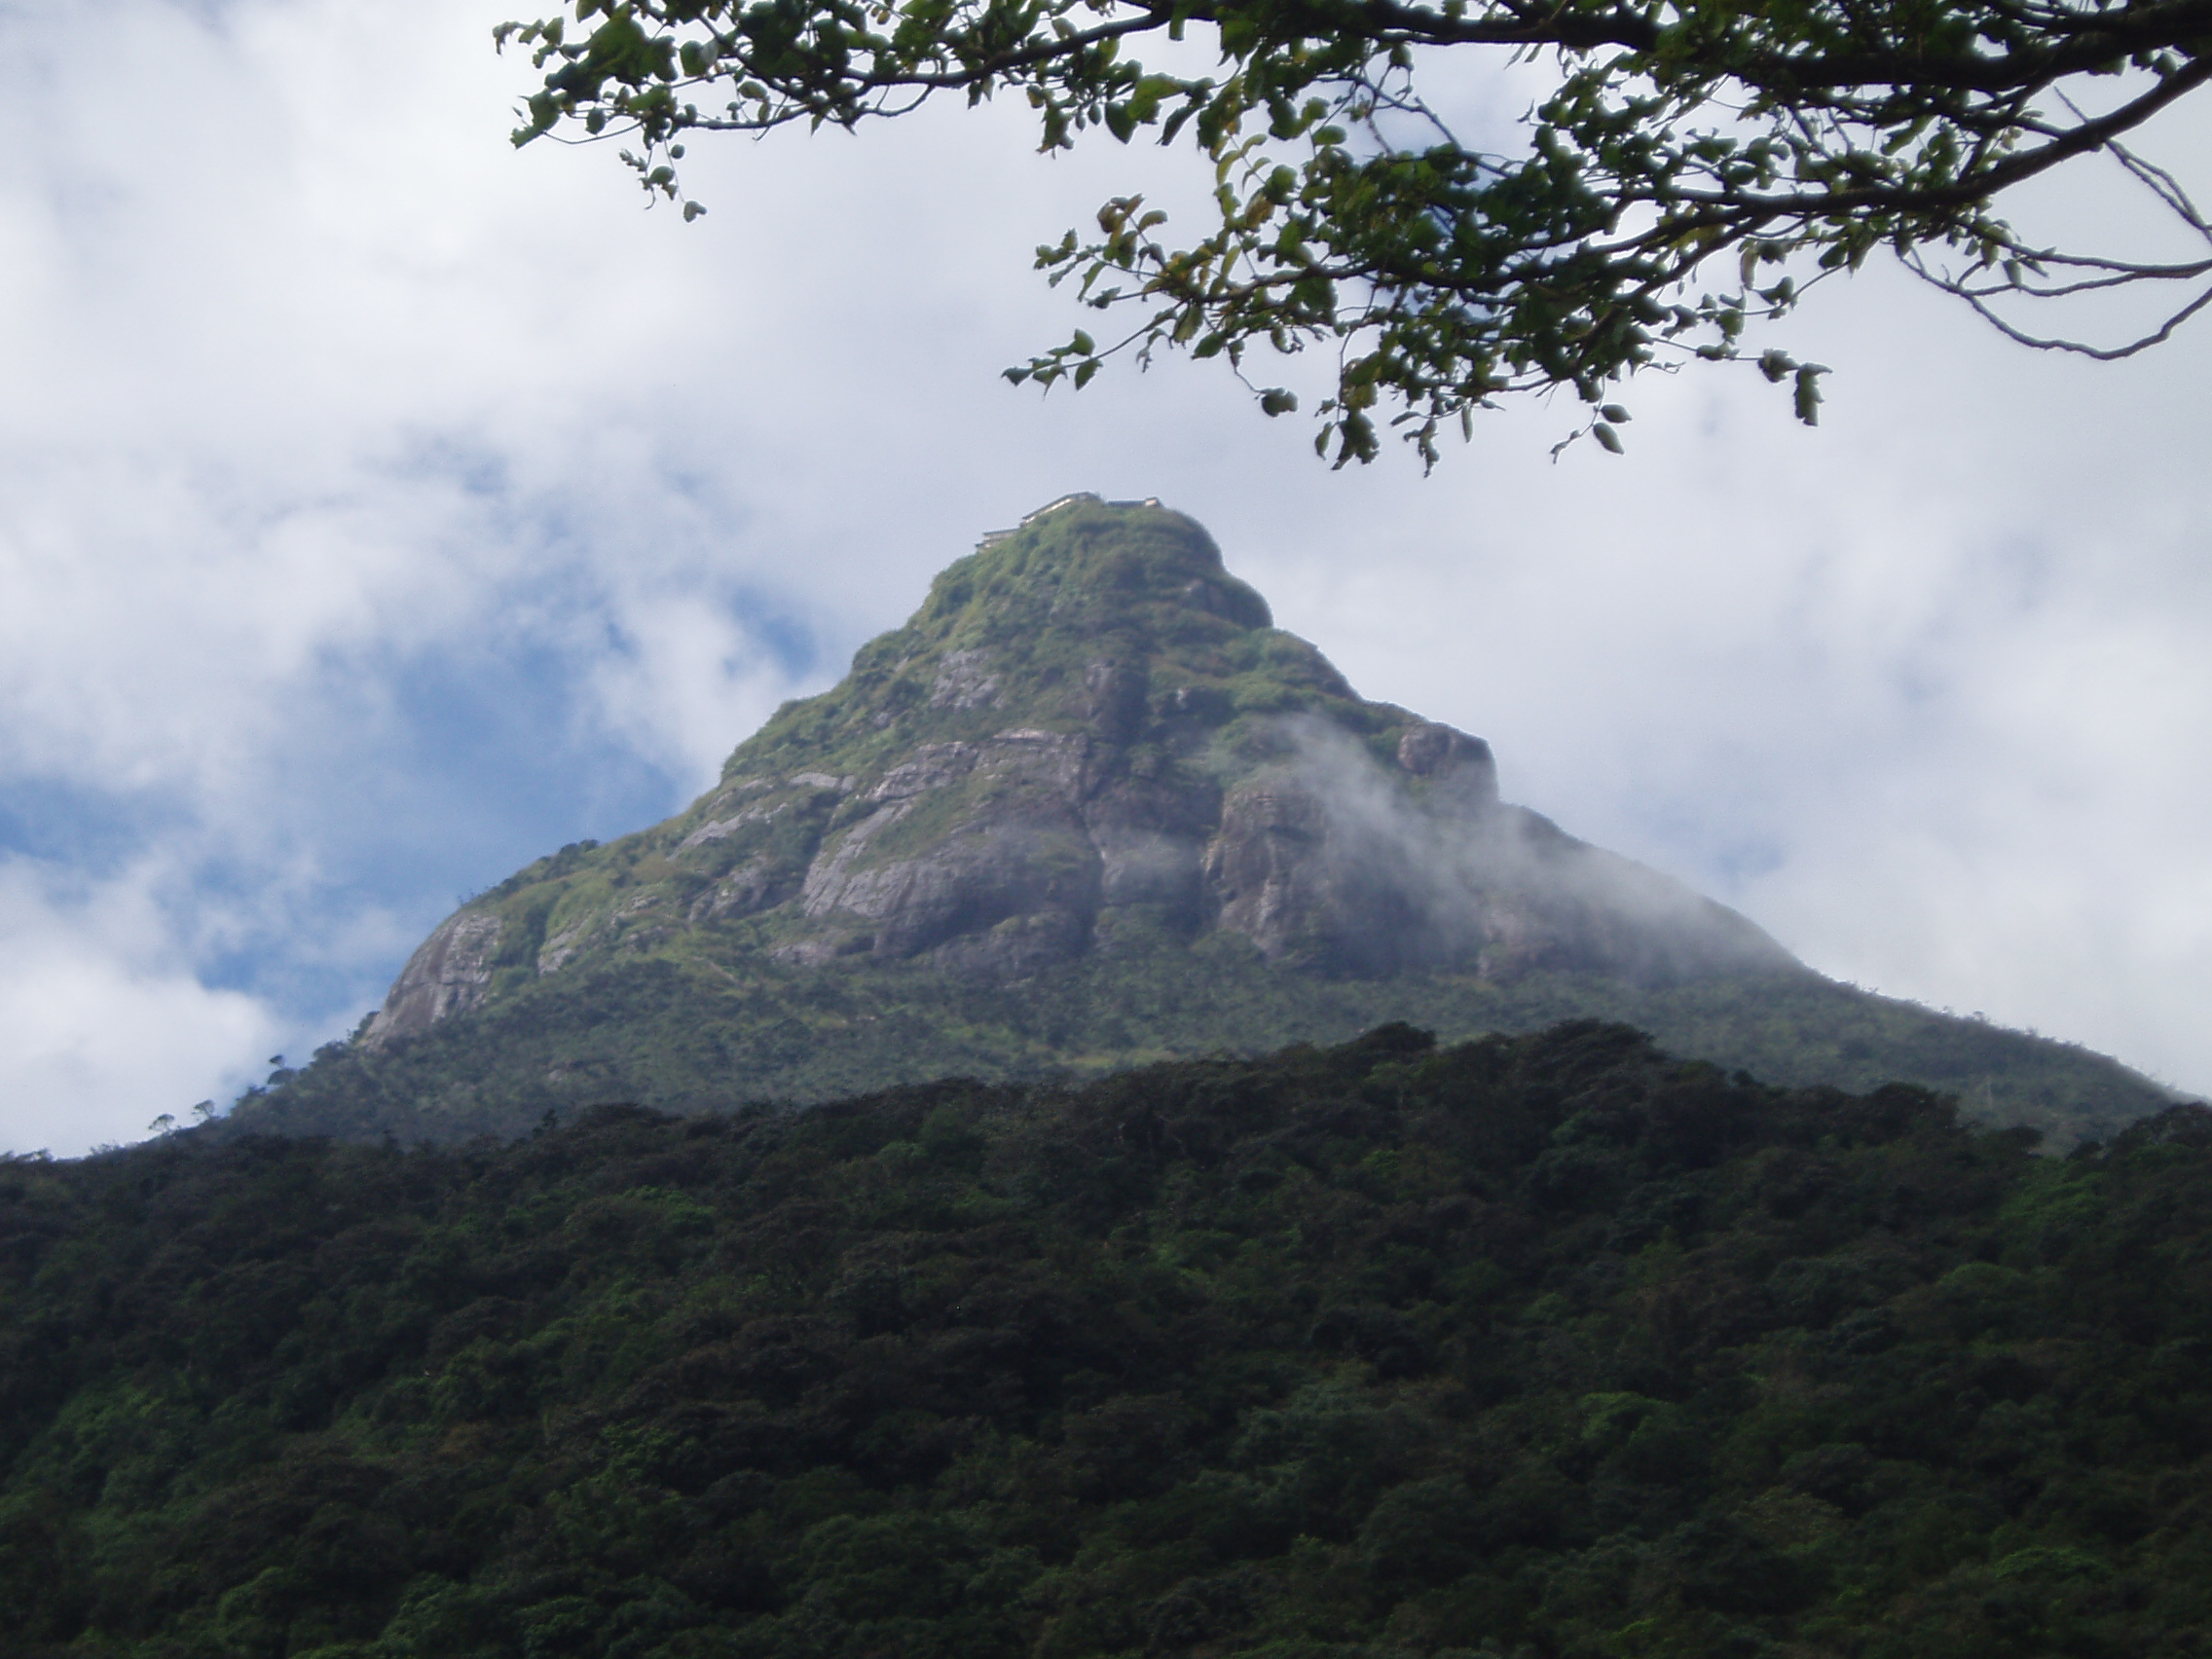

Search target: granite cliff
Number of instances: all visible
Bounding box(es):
[229,497,2176,1147]
[365,496,1787,1046]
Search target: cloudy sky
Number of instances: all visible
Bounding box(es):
[2,0,2207,1155]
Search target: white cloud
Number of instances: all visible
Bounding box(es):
[0,0,2206,1153]
[1233,264,2212,1091]
[0,857,281,1157]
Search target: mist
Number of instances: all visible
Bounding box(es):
[1264,717,1800,985]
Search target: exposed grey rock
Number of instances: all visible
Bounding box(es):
[801,799,919,916]
[930,649,1002,710]
[1092,826,1206,915]
[982,729,1094,799]
[689,855,804,923]
[765,705,1786,987]
[1396,720,1500,810]
[932,908,1091,977]
[680,800,791,852]
[1082,658,1150,744]
[537,922,593,975]
[365,911,503,1045]
[1204,779,1358,967]
[780,727,1119,974]
[1087,777,1212,923]
[363,495,1798,1039]
[866,744,979,803]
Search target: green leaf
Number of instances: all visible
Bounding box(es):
[1793,364,1826,425]
[1593,423,1624,454]
[502,0,2195,467]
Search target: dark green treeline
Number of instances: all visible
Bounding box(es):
[5,1022,2211,1658]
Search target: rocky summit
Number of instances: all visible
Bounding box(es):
[233,496,2177,1147]
[368,495,1786,1042]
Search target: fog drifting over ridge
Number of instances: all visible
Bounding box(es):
[0,0,2206,1153]
[1275,717,1797,984]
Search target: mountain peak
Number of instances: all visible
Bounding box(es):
[721,493,1333,788]
[942,492,1272,633]
[360,499,1792,1049]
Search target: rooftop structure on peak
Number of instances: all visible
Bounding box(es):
[1019,492,1102,525]
[980,492,1161,547]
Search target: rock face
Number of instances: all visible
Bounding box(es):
[364,495,1793,1046]
[369,912,503,1040]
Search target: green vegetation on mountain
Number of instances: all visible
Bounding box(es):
[240,939,2170,1154]
[9,1022,2212,1658]
[228,497,2180,1152]
[357,497,1470,1015]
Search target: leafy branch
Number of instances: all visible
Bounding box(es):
[496,0,2212,461]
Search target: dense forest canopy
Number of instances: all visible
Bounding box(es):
[497,0,2212,461]
[6,1020,2212,1657]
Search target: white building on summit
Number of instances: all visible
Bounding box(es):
[978,493,1162,547]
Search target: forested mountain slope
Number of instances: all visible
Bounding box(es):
[7,1023,2211,1658]
[226,496,2178,1149]
[238,944,2173,1153]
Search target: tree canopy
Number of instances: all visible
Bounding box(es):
[9,1022,2212,1655]
[496,0,2212,462]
